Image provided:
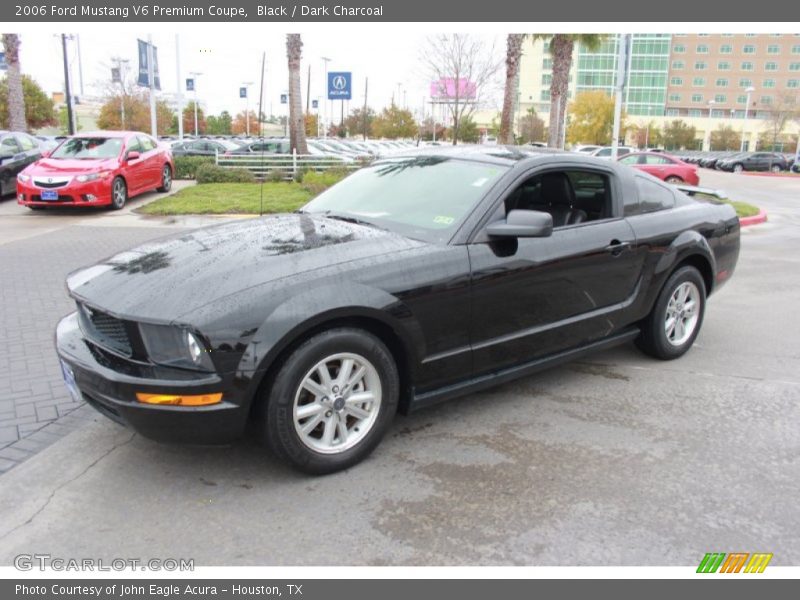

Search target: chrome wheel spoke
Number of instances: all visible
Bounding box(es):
[300,412,324,435]
[302,378,327,399]
[336,414,349,445]
[296,402,323,420]
[345,404,371,420]
[336,358,355,388]
[316,364,334,389]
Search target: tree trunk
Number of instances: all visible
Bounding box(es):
[286,34,308,155]
[547,35,574,148]
[499,34,524,145]
[2,34,27,131]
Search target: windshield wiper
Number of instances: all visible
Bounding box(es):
[323,212,385,230]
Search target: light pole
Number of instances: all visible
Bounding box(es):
[741,86,755,152]
[321,56,332,138]
[704,100,716,151]
[111,58,129,129]
[189,71,202,136]
[241,81,254,136]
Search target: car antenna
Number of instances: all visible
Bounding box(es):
[257,51,266,217]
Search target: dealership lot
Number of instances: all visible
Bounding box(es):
[0,170,797,565]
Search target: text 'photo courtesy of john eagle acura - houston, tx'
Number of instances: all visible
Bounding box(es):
[55,147,740,474]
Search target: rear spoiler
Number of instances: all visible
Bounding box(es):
[673,184,728,200]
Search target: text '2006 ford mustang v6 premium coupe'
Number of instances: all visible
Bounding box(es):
[56,147,740,474]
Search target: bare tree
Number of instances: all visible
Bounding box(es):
[499,34,525,145]
[286,34,308,154]
[2,34,26,131]
[421,34,501,145]
[761,92,799,150]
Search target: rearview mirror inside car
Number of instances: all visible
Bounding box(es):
[486,210,553,238]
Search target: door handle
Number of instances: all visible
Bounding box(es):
[604,240,631,256]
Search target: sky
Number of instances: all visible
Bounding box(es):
[14,30,505,123]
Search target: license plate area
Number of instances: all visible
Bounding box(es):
[41,190,59,200]
[60,360,82,402]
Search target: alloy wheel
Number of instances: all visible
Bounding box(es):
[664,281,701,346]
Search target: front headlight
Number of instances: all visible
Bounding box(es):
[139,323,215,372]
[76,171,112,183]
[17,174,30,183]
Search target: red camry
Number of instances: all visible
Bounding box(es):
[618,152,700,186]
[16,131,174,210]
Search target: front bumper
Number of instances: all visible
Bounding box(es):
[17,178,114,207]
[56,312,250,445]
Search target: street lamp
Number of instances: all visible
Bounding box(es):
[741,86,755,152]
[241,81,254,136]
[111,58,130,129]
[704,100,716,151]
[189,71,202,136]
[321,56,332,138]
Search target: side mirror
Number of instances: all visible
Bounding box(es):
[40,149,51,158]
[486,210,553,238]
[127,151,141,161]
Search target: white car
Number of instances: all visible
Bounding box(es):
[590,146,635,159]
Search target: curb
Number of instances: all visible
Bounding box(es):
[739,171,798,178]
[740,210,768,227]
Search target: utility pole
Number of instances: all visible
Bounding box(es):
[257,52,266,139]
[147,34,157,137]
[111,57,129,129]
[175,35,184,141]
[363,77,368,141]
[611,34,630,159]
[306,64,311,114]
[61,34,75,135]
[321,56,332,138]
[76,34,85,97]
[242,81,254,136]
[189,71,202,136]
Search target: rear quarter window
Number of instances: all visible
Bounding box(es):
[634,175,676,213]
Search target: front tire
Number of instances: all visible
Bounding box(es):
[665,175,683,184]
[110,177,127,210]
[733,163,744,173]
[261,328,399,475]
[636,266,706,360]
[770,164,782,173]
[157,164,172,192]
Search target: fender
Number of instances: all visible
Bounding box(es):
[238,282,426,393]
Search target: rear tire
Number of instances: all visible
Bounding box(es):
[157,164,172,192]
[260,328,399,475]
[733,163,744,173]
[770,164,782,173]
[665,175,683,184]
[110,177,127,210]
[636,266,706,360]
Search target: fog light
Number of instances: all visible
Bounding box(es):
[85,194,96,201]
[135,392,222,406]
[18,193,24,201]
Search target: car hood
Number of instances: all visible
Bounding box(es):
[67,214,425,322]
[26,157,119,175]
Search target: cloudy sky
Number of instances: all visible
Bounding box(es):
[12,28,504,122]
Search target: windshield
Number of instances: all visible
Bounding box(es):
[51,137,123,160]
[302,156,508,243]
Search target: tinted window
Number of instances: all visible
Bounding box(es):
[303,157,508,243]
[644,155,671,165]
[51,137,123,159]
[619,155,640,165]
[138,136,157,151]
[15,134,37,151]
[635,175,675,213]
[0,135,21,157]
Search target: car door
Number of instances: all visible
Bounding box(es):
[137,135,161,188]
[467,166,644,376]
[0,134,26,196]
[14,133,43,168]
[122,137,146,193]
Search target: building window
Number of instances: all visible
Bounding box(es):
[743,45,756,54]
[672,60,685,70]
[688,109,702,117]
[666,108,680,116]
[691,93,703,103]
[540,90,551,101]
[768,45,780,54]
[714,94,727,103]
[670,77,683,85]
[741,61,754,71]
[737,95,748,104]
[793,45,800,54]
[542,58,552,70]
[716,78,729,87]
[769,34,782,37]
[720,44,733,54]
[694,61,707,70]
[739,78,752,88]
[673,44,686,53]
[763,79,776,88]
[542,74,552,85]
[717,61,731,70]
[745,34,757,37]
[696,44,709,53]
[692,77,706,86]
[669,93,682,102]
[711,109,726,118]
[760,96,773,105]
[788,79,800,88]
[756,110,770,118]
[791,62,800,71]
[765,62,778,71]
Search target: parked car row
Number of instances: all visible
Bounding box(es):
[675,150,794,173]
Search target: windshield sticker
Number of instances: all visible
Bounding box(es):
[433,216,455,225]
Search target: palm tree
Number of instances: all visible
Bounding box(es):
[534,34,604,148]
[2,34,26,131]
[499,34,526,145]
[286,34,308,155]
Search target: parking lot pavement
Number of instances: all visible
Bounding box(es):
[0,171,797,565]
[0,184,199,474]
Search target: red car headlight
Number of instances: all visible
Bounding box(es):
[75,171,112,183]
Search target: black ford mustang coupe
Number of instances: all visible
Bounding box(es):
[56,148,740,473]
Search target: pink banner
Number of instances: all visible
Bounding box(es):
[429,78,477,99]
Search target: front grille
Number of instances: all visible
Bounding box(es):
[32,194,75,203]
[77,303,133,357]
[34,177,71,188]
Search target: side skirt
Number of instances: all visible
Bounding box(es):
[407,326,640,413]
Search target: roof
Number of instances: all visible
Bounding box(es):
[67,131,141,138]
[387,144,566,166]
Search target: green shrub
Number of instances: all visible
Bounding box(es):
[173,156,215,179]
[195,163,256,184]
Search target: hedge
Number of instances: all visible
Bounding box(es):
[194,163,257,184]
[173,156,215,179]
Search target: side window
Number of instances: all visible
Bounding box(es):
[504,170,613,228]
[644,155,670,165]
[595,148,611,157]
[138,136,156,151]
[0,135,21,156]
[15,134,37,151]
[126,138,142,154]
[619,155,639,165]
[635,175,676,213]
